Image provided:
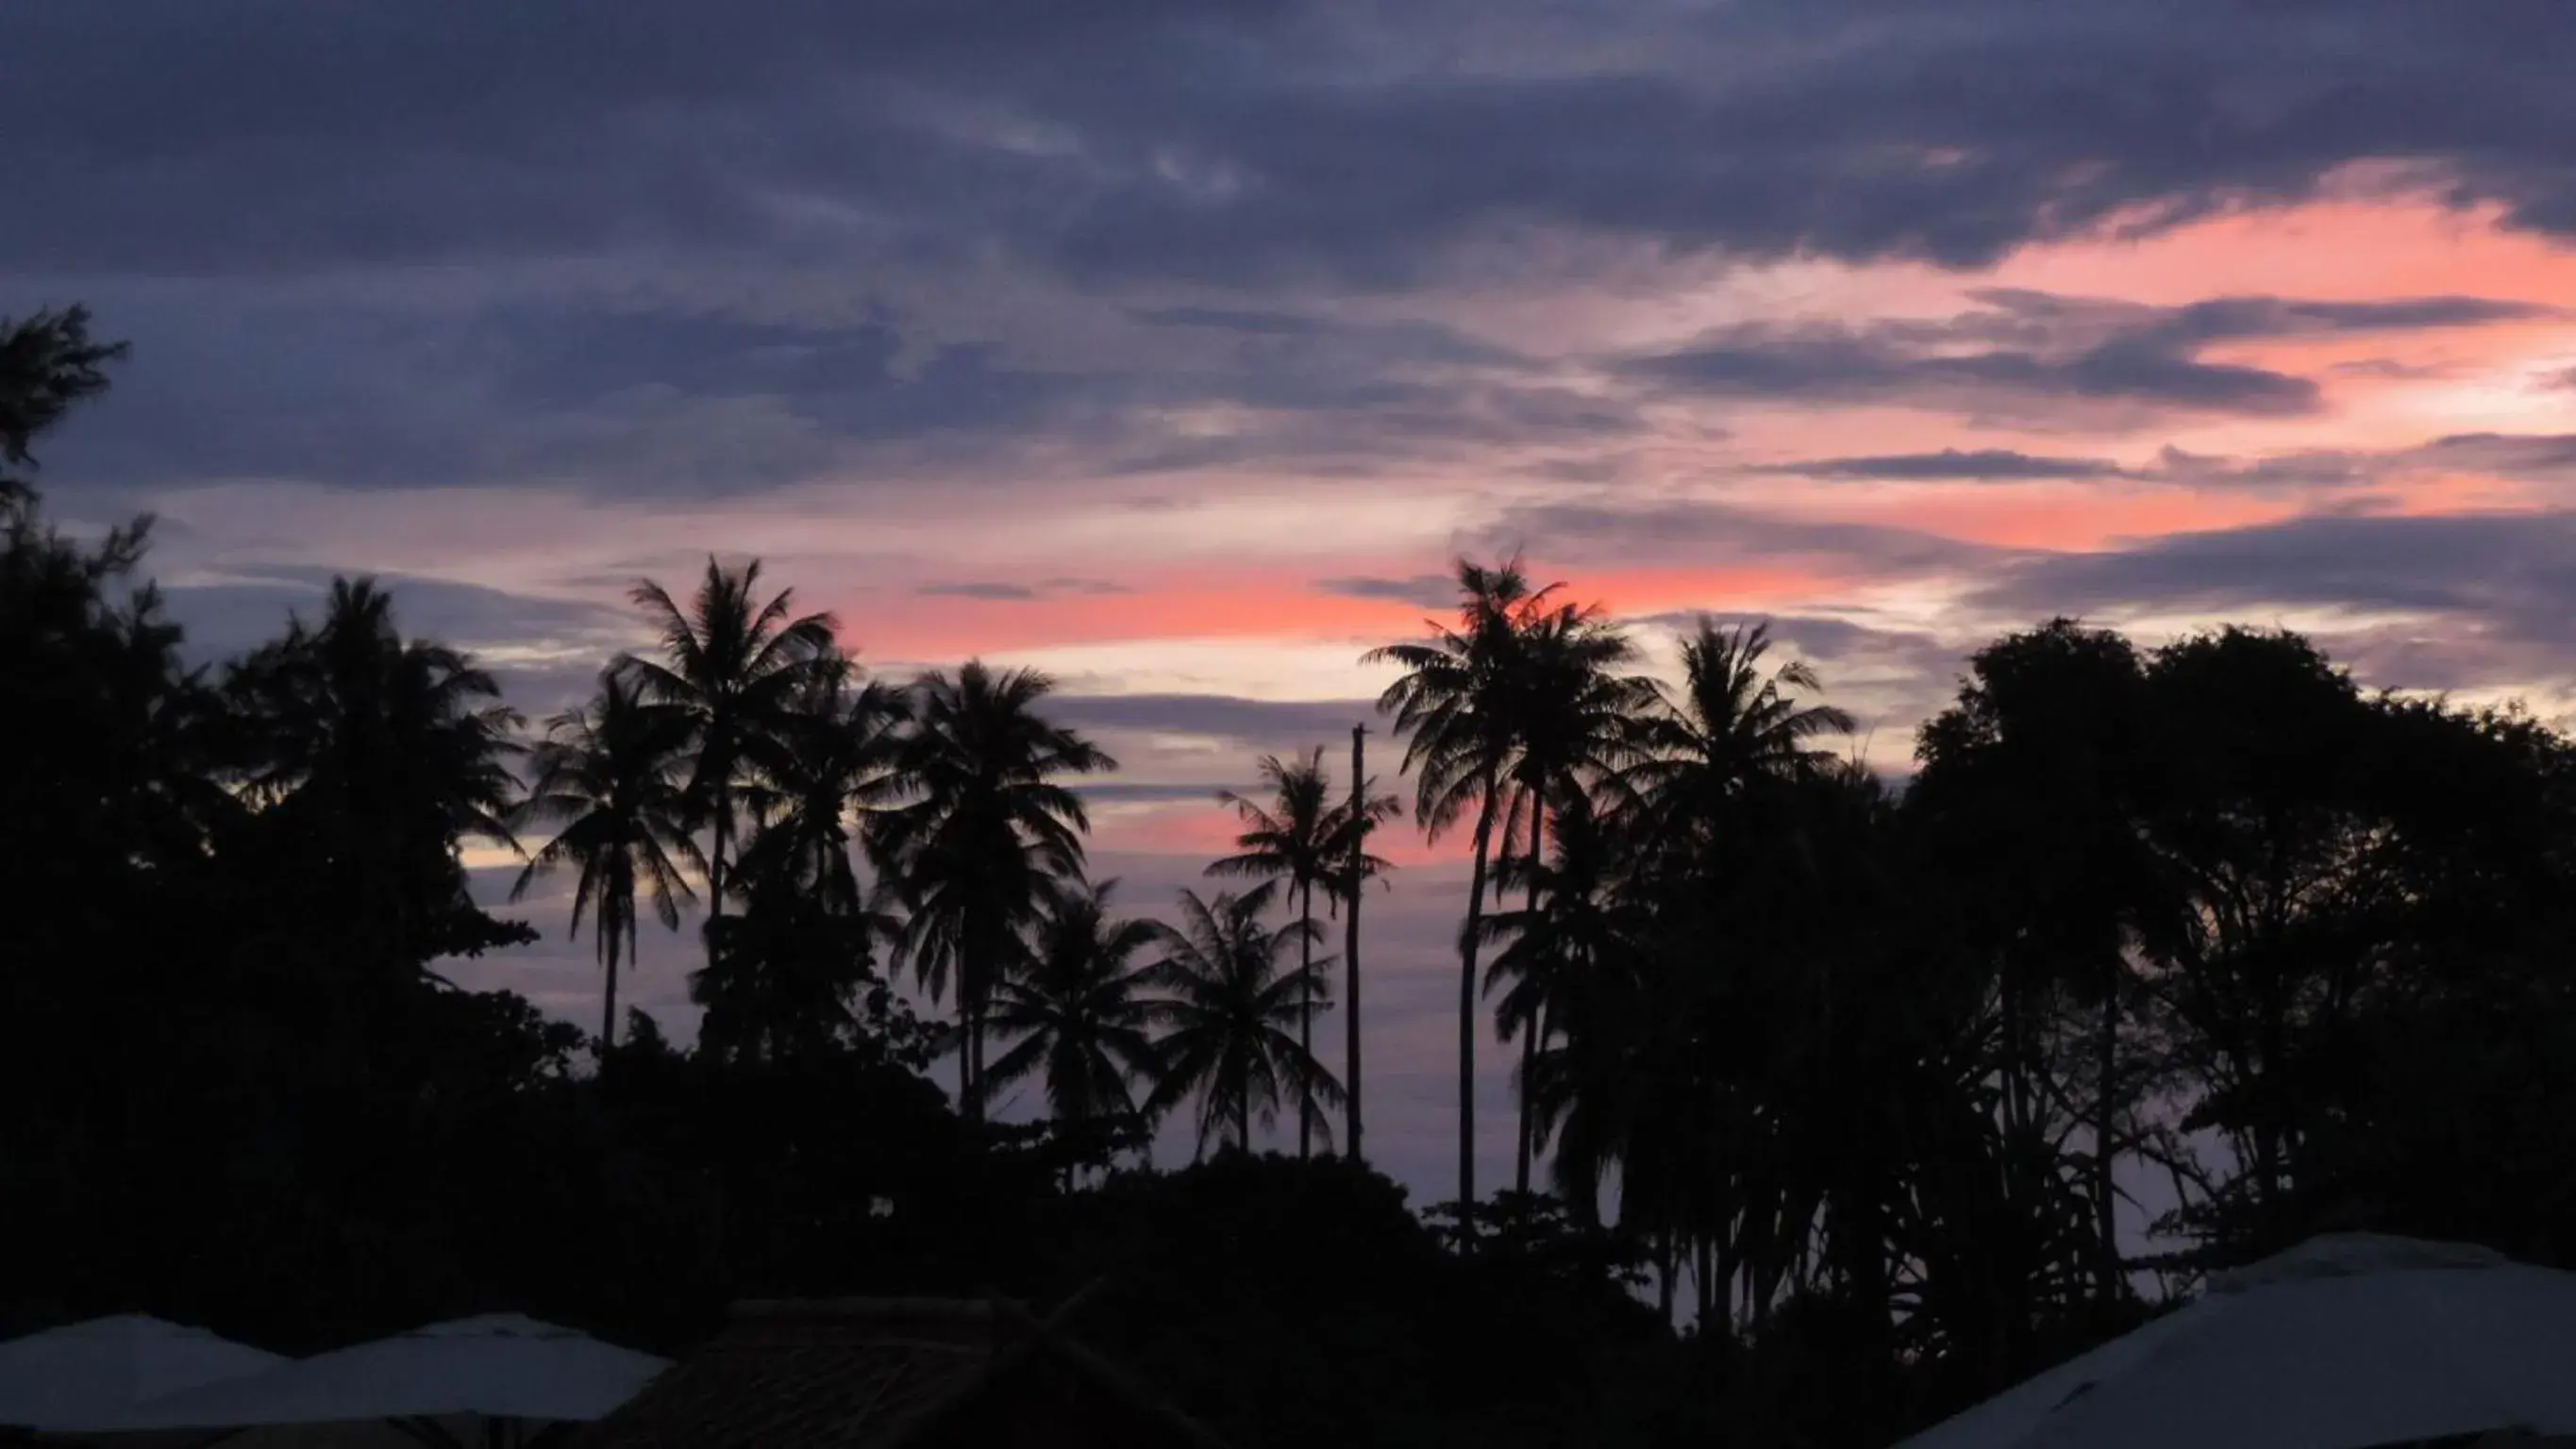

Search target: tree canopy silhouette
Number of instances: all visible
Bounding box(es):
[18,308,2576,1449]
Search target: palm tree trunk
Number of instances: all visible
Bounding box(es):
[1298,879,1314,1161]
[600,906,624,1050]
[969,991,987,1121]
[1233,1056,1252,1155]
[2094,955,2121,1297]
[960,917,985,1120]
[1346,724,1366,1163]
[1514,791,1544,1197]
[1655,1231,1678,1323]
[706,785,729,973]
[1717,1231,1739,1336]
[1458,780,1502,1224]
[1696,1233,1715,1328]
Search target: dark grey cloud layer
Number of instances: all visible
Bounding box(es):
[15,3,2570,500]
[2411,432,2576,476]
[918,577,1131,601]
[1976,510,2576,622]
[1072,782,1229,806]
[162,568,632,665]
[9,2,2576,285]
[1765,448,2127,481]
[25,286,1610,493]
[1756,432,2576,492]
[1618,291,2546,424]
[159,568,642,717]
[1971,509,2576,698]
[1485,496,2006,578]
[1316,575,1459,608]
[1051,692,1379,745]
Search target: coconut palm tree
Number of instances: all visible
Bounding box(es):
[1206,747,1392,1159]
[1488,603,1653,1192]
[510,669,705,1046]
[979,879,1165,1149]
[692,874,882,1064]
[1482,789,1648,1206]
[1590,618,1856,1319]
[1337,728,1403,1165]
[866,660,1114,1115]
[624,557,838,971]
[1364,555,1554,1215]
[730,647,909,917]
[1617,619,1855,855]
[691,648,909,1064]
[230,576,526,975]
[1145,883,1343,1157]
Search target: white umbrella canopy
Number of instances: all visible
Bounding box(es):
[99,1315,665,1438]
[1899,1234,2576,1449]
[0,1315,288,1431]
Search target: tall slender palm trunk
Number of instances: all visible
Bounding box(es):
[601,908,626,1049]
[1514,792,1544,1196]
[1346,725,1367,1163]
[1695,1234,1716,1326]
[2093,955,2122,1296]
[1457,780,1501,1224]
[1232,1056,1252,1154]
[959,913,989,1119]
[705,786,730,972]
[958,993,973,1117]
[1298,880,1315,1159]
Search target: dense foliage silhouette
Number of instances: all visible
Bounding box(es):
[11,309,2576,1447]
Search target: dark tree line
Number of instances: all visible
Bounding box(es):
[10,307,2576,1448]
[1363,558,2576,1440]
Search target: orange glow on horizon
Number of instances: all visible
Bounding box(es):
[831,563,1836,662]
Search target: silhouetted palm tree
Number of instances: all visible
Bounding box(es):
[231,576,525,974]
[692,877,882,1064]
[510,670,705,1046]
[1490,603,1652,1192]
[1208,747,1369,1159]
[979,879,1164,1141]
[1336,731,1403,1165]
[1365,555,1551,1215]
[1618,620,1855,851]
[690,651,907,1065]
[1483,789,1647,1208]
[867,660,1114,1115]
[625,557,838,971]
[694,648,914,1064]
[732,648,910,916]
[236,577,523,835]
[1596,618,1855,1320]
[1146,883,1343,1157]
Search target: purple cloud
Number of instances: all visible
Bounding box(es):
[1316,575,1459,608]
[1762,448,2128,481]
[1615,291,2544,424]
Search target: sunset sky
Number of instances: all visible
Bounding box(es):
[13,2,2576,1200]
